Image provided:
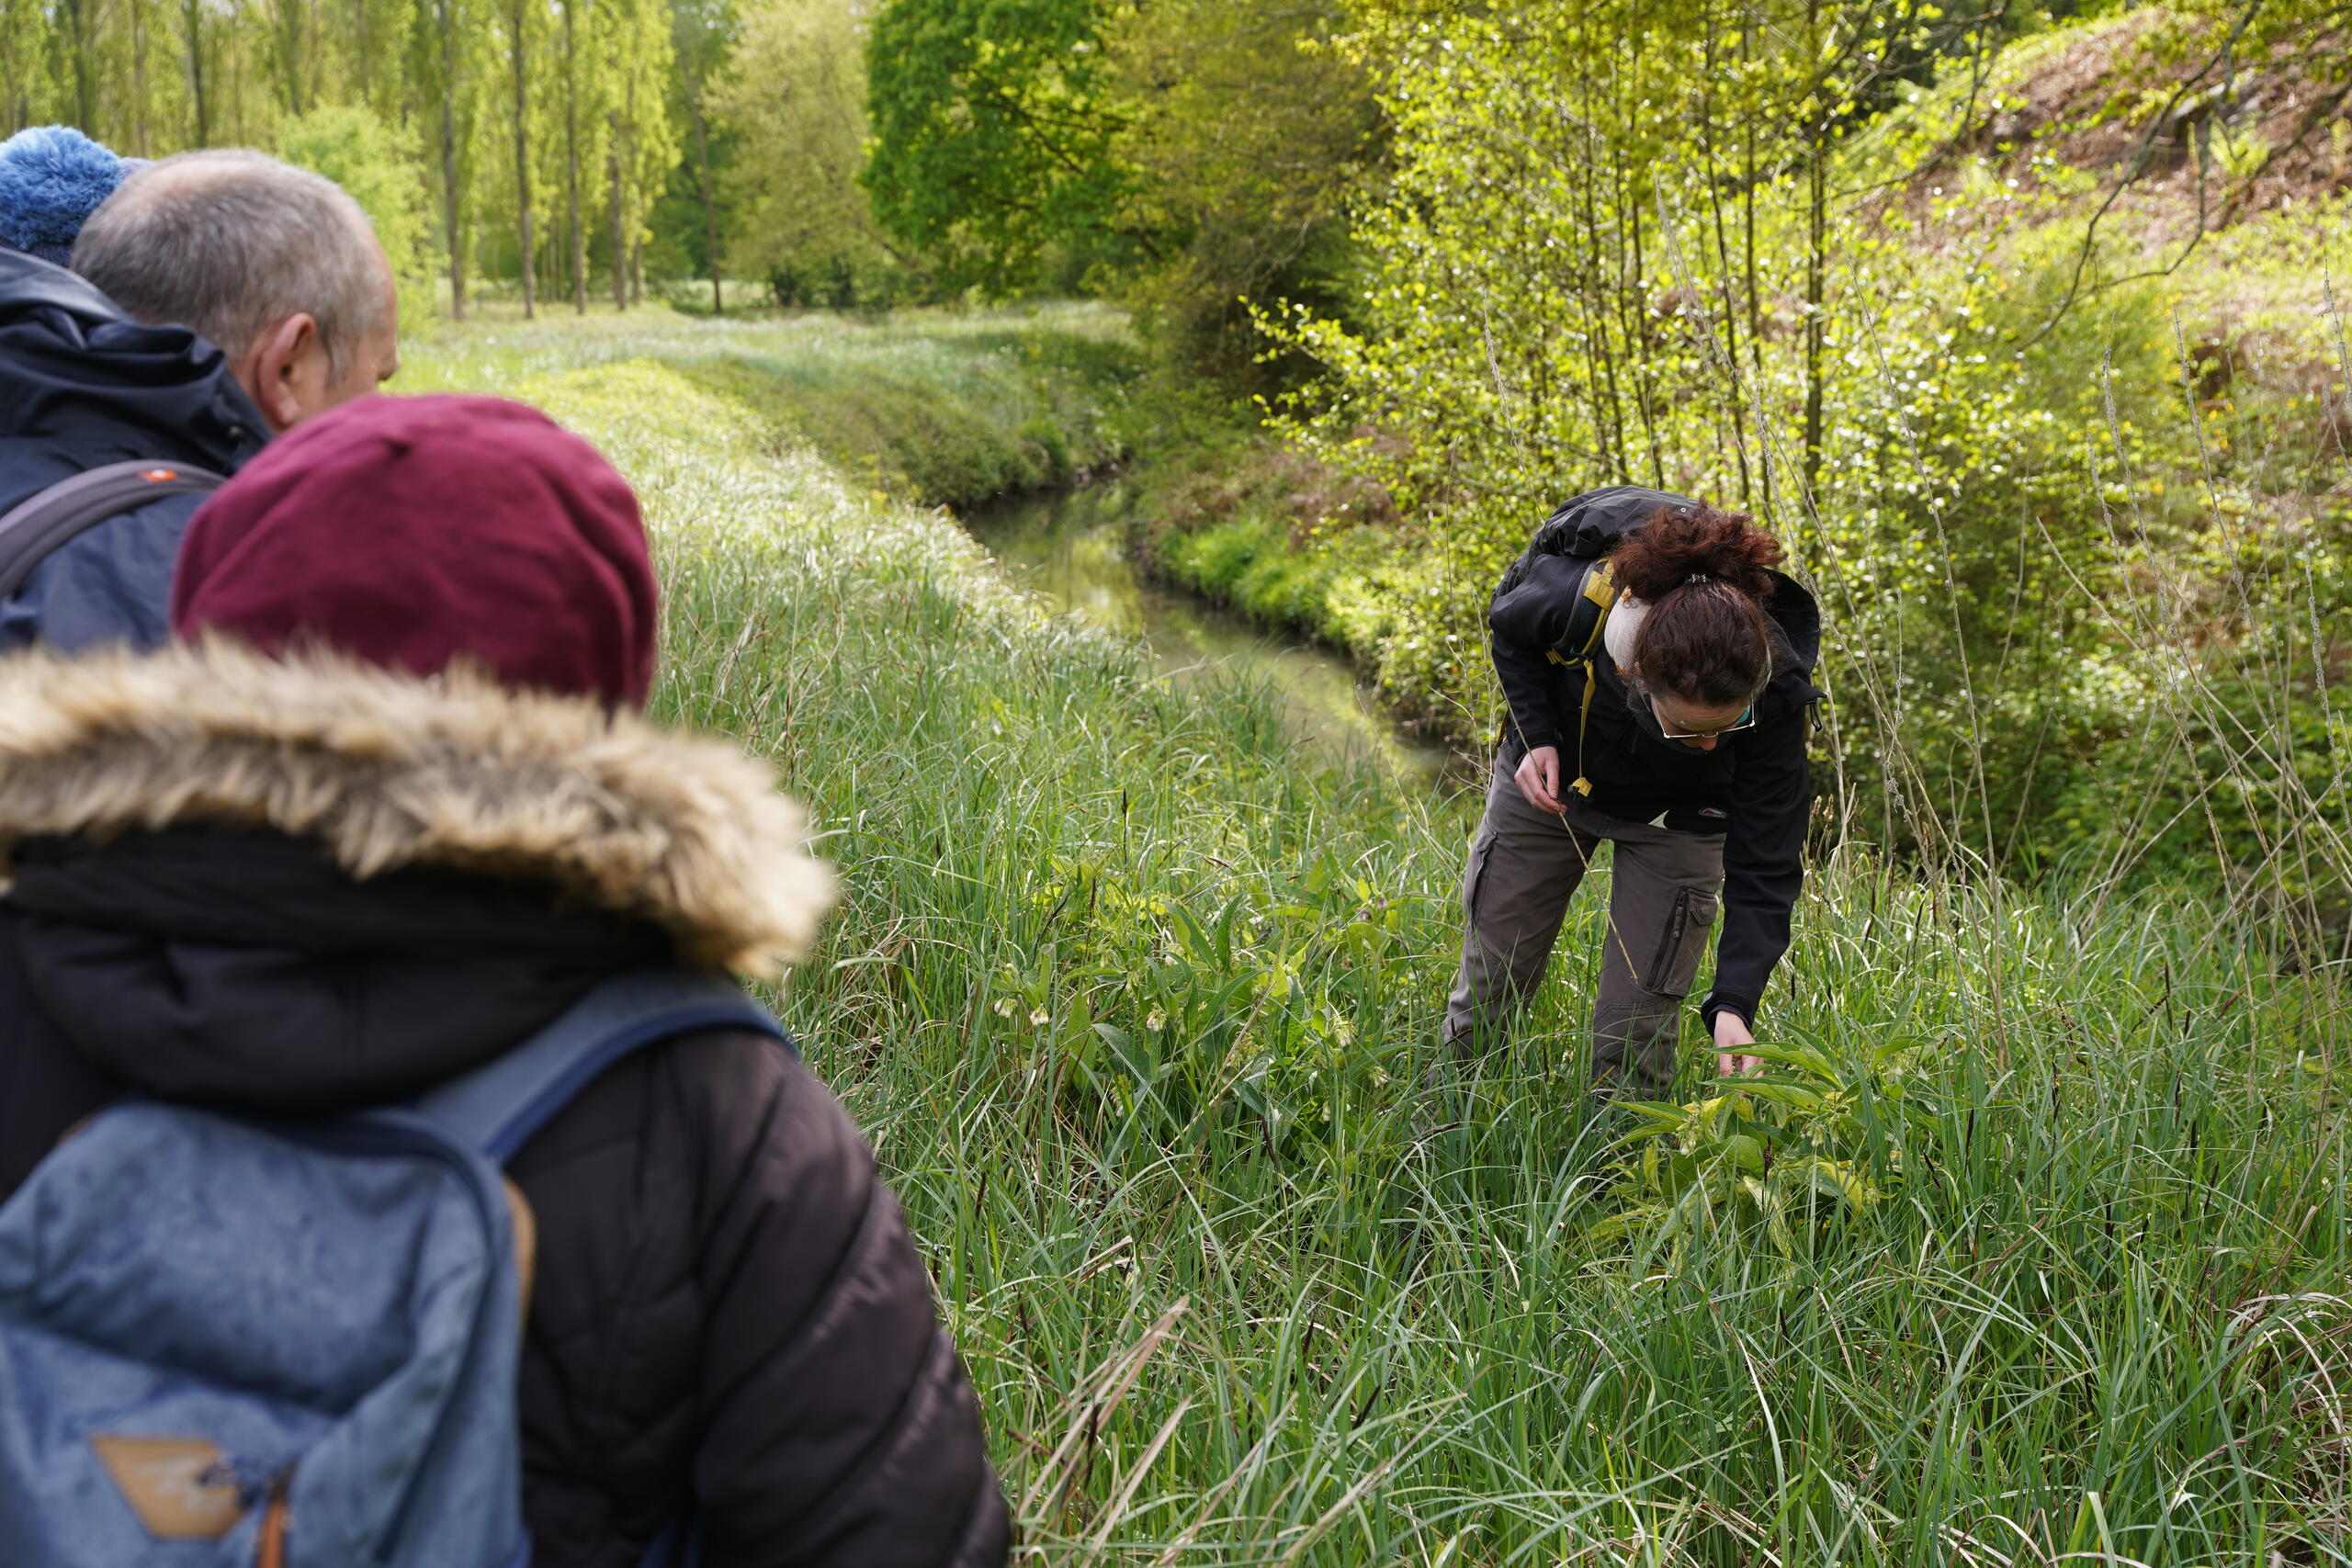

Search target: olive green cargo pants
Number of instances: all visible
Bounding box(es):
[1443,760,1724,1098]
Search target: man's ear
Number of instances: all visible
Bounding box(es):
[238,311,322,433]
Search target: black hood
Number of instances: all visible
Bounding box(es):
[1763,568,1821,674]
[0,248,266,484]
[10,829,669,1113]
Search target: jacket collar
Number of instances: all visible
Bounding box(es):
[0,248,268,476]
[0,641,834,977]
[0,247,124,321]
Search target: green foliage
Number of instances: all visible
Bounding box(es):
[862,0,1131,293]
[1595,1035,1930,1266]
[1100,0,1381,385]
[860,0,1382,382]
[278,102,435,321]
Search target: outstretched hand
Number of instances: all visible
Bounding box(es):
[1713,1010,1760,1077]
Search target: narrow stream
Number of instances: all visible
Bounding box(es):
[958,481,1454,788]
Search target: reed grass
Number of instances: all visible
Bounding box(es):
[405,318,2352,1566]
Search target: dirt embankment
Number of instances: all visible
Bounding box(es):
[1906,9,2352,251]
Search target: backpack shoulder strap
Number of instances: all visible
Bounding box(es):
[0,460,227,598]
[417,968,790,1161]
[1563,558,1621,799]
[1548,556,1620,667]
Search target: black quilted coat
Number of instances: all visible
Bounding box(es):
[0,644,1010,1568]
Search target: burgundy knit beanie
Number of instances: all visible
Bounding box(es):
[173,394,659,708]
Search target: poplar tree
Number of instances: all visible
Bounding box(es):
[600,0,675,308]
[494,0,546,316]
[559,0,586,311]
[671,0,734,312]
[412,0,483,318]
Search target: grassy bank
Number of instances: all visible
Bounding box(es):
[405,315,2352,1565]
[402,301,1141,505]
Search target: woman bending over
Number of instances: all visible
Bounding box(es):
[1445,487,1821,1098]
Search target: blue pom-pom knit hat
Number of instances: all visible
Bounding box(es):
[0,126,138,266]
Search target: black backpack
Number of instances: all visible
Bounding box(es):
[1488,486,1703,657]
[1488,486,1702,794]
[0,459,227,600]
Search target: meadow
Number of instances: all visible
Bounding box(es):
[406,310,2352,1566]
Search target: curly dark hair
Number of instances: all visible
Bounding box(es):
[1612,504,1784,708]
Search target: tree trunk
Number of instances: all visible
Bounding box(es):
[130,0,151,155]
[1740,17,1769,505]
[64,0,96,130]
[608,112,628,310]
[182,0,209,144]
[562,0,585,315]
[630,236,642,305]
[510,0,535,320]
[687,87,720,314]
[1694,12,1752,505]
[355,0,371,104]
[435,0,466,321]
[274,0,309,115]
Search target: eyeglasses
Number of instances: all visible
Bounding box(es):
[1636,682,1757,741]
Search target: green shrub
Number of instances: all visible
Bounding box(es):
[278,104,436,331]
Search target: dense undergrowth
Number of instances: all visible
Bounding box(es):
[401,313,2352,1565]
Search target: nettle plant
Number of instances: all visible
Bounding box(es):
[1591,1034,1933,1268]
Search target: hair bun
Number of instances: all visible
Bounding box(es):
[1611,504,1781,603]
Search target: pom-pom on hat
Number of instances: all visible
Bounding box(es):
[173,394,661,709]
[0,126,132,265]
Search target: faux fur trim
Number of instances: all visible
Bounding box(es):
[0,641,834,977]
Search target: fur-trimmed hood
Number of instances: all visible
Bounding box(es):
[0,640,833,977]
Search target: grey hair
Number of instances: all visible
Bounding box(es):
[72,149,384,377]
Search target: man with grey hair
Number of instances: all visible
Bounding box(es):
[0,146,398,654]
[75,149,400,434]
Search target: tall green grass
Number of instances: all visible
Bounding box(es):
[410,319,2352,1566]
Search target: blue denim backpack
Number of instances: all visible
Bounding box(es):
[0,967,784,1567]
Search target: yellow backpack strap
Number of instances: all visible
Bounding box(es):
[1568,559,1616,795]
[1572,658,1598,795]
[1577,558,1620,655]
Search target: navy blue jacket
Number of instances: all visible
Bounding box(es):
[0,249,266,651]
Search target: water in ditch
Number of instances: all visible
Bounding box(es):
[957,480,1457,790]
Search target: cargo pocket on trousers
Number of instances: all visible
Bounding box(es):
[1645,886,1720,998]
[1462,830,1497,921]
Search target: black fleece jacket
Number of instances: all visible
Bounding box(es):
[0,829,1010,1568]
[1491,571,1821,1028]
